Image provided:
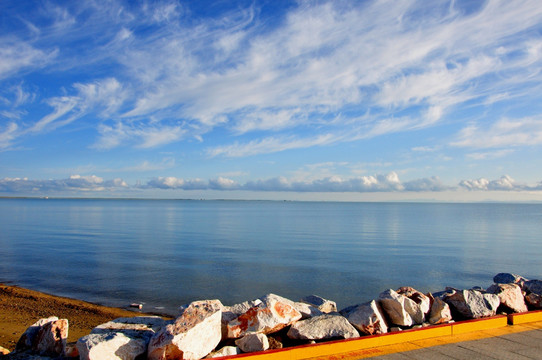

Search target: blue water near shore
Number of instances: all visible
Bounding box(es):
[1,198,541,314]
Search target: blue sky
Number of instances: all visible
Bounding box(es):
[1,0,542,201]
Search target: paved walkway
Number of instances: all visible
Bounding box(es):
[356,322,542,360]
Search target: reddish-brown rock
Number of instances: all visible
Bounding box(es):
[226,294,301,338]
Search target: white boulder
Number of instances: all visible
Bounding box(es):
[148,299,223,360]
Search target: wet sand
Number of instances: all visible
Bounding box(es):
[0,284,168,351]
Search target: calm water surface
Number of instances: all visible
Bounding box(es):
[0,199,540,314]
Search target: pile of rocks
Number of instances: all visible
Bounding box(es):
[3,272,542,360]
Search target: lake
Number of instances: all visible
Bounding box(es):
[0,198,540,314]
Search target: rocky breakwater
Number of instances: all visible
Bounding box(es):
[2,272,542,360]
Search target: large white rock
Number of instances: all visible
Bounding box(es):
[235,333,270,353]
[286,314,359,340]
[378,289,413,327]
[16,316,68,357]
[427,296,453,325]
[148,299,223,360]
[77,316,168,360]
[396,287,431,324]
[300,295,337,313]
[443,289,500,319]
[340,300,388,335]
[226,294,301,338]
[487,283,528,313]
[77,332,146,360]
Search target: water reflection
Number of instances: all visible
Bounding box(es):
[0,199,541,313]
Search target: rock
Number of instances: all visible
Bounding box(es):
[148,299,223,360]
[33,319,68,357]
[267,336,283,349]
[443,289,500,319]
[293,302,323,319]
[15,316,68,357]
[396,287,431,324]
[523,280,542,295]
[493,273,527,285]
[525,293,542,309]
[222,299,262,323]
[206,346,242,358]
[487,283,528,313]
[0,346,10,355]
[300,295,337,313]
[340,300,388,335]
[77,316,167,360]
[286,314,359,340]
[226,294,302,338]
[77,332,147,360]
[427,296,453,325]
[235,333,270,353]
[92,316,166,339]
[378,289,413,326]
[16,316,58,351]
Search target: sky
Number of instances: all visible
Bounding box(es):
[1,0,542,201]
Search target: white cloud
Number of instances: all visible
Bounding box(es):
[0,39,57,80]
[2,0,542,158]
[452,117,542,148]
[458,175,542,191]
[0,174,128,193]
[206,133,339,158]
[0,122,18,149]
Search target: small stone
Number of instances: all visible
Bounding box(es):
[493,273,527,285]
[0,346,10,355]
[293,302,323,319]
[300,295,337,313]
[525,293,542,309]
[523,280,542,295]
[206,346,242,358]
[235,333,269,353]
[286,314,359,340]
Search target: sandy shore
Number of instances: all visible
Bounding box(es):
[0,284,169,351]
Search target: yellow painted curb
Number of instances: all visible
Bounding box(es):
[508,310,542,325]
[450,315,508,335]
[215,315,515,360]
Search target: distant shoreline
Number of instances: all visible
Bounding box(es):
[1,196,542,204]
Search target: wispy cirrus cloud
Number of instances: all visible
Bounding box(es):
[3,0,542,156]
[452,117,542,149]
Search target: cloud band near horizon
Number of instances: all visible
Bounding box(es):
[2,173,541,195]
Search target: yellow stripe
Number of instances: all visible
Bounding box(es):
[508,310,542,325]
[217,315,542,360]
